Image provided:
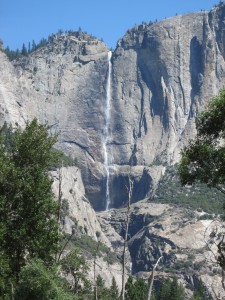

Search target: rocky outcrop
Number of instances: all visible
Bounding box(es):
[51,166,106,242]
[51,166,224,295]
[1,4,225,209]
[99,199,225,298]
[51,166,127,289]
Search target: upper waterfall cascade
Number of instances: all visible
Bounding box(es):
[103,51,112,211]
[1,4,224,211]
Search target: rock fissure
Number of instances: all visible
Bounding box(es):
[63,140,95,162]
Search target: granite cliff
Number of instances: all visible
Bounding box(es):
[51,167,225,297]
[0,4,225,211]
[1,2,225,298]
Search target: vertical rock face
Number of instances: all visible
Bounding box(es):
[1,4,225,210]
[11,33,111,210]
[0,51,26,126]
[111,8,225,167]
[105,5,225,208]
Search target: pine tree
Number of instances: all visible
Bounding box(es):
[61,247,89,295]
[125,276,135,300]
[169,277,185,300]
[31,40,36,52]
[151,288,157,300]
[158,278,172,300]
[15,258,74,300]
[21,43,27,56]
[192,279,212,300]
[96,275,110,299]
[110,277,119,299]
[125,276,148,300]
[0,119,59,287]
[158,277,185,300]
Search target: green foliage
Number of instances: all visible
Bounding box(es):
[96,275,110,300]
[179,89,225,190]
[61,247,89,295]
[49,147,78,170]
[125,276,148,300]
[3,37,48,61]
[94,275,120,300]
[192,279,213,300]
[120,276,187,300]
[157,278,171,300]
[15,258,74,300]
[178,90,225,271]
[0,120,90,300]
[0,254,12,299]
[61,199,70,217]
[0,119,59,287]
[3,29,100,61]
[21,43,28,56]
[110,277,119,299]
[157,277,185,300]
[3,46,22,61]
[170,277,185,300]
[153,165,224,214]
[15,249,93,300]
[69,235,118,264]
[0,122,78,170]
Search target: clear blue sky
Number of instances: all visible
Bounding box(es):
[0,0,220,50]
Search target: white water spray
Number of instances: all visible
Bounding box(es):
[103,51,112,211]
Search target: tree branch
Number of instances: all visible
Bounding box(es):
[121,174,133,300]
[147,256,163,300]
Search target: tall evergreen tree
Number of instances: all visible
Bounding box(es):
[192,279,212,300]
[125,276,148,300]
[61,247,89,295]
[31,40,36,52]
[110,277,119,299]
[158,278,172,300]
[158,277,185,300]
[15,258,74,300]
[21,43,27,56]
[0,119,59,287]
[96,275,110,300]
[169,277,185,300]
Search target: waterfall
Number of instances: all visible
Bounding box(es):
[103,51,112,211]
